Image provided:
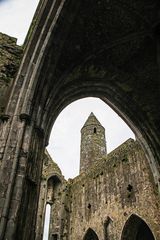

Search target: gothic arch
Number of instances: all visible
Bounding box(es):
[46,175,61,203]
[3,0,158,185]
[83,228,99,240]
[121,214,155,240]
[47,173,63,182]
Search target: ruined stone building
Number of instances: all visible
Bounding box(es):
[0,0,160,239]
[36,113,160,240]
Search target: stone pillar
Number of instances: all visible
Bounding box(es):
[0,115,26,239]
[0,114,45,240]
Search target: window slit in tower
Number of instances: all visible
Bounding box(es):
[94,127,97,134]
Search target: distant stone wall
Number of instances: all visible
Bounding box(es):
[0,32,22,114]
[66,139,160,240]
[37,141,160,240]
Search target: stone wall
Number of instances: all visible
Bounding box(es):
[0,32,22,114]
[65,139,160,240]
[37,139,160,240]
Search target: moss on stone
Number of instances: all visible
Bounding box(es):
[0,32,23,114]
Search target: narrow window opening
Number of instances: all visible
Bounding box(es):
[127,184,133,192]
[43,203,51,240]
[87,203,91,209]
[94,127,97,134]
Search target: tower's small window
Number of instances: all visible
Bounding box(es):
[127,184,133,192]
[94,127,97,134]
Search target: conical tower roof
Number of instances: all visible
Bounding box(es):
[82,112,103,130]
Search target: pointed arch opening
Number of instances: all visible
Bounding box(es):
[46,175,61,203]
[121,214,155,240]
[83,228,99,240]
[47,97,135,179]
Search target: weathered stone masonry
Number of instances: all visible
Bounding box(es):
[67,139,160,240]
[0,33,22,115]
[36,114,160,240]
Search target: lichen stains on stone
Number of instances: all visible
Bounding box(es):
[0,32,23,114]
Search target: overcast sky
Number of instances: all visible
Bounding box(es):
[0,0,135,180]
[0,0,39,45]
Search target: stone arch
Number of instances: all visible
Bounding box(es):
[46,173,63,182]
[121,214,155,240]
[4,0,160,170]
[8,0,158,188]
[83,228,99,240]
[46,175,62,203]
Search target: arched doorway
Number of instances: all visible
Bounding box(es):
[83,228,99,240]
[121,214,155,240]
[47,97,135,179]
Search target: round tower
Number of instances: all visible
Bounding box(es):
[80,112,107,173]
